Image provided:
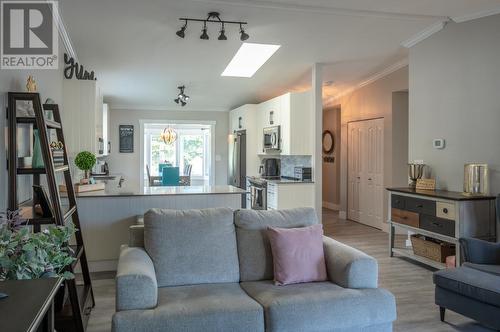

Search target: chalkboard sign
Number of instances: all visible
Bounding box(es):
[119,125,134,153]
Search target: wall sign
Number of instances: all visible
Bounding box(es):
[64,53,97,80]
[119,125,134,153]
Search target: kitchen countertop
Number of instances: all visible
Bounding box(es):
[75,185,249,198]
[266,179,314,184]
[246,176,314,184]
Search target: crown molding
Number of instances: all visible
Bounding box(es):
[401,20,449,48]
[47,0,78,60]
[324,57,409,105]
[189,0,446,21]
[451,7,500,23]
[110,104,229,112]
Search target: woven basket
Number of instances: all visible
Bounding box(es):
[411,235,455,263]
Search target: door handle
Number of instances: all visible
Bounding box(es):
[368,178,372,180]
[356,176,360,179]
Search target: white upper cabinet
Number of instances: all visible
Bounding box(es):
[229,104,257,133]
[228,104,260,176]
[257,91,312,155]
[62,80,104,157]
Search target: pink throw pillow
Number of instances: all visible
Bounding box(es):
[267,224,327,285]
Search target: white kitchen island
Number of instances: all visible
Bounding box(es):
[75,185,247,272]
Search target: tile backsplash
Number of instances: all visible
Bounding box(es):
[280,155,312,177]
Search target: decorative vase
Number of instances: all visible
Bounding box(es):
[32,130,44,168]
[408,163,425,188]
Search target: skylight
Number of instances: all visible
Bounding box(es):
[221,43,281,78]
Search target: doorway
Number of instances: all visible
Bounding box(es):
[322,107,341,211]
[347,118,384,229]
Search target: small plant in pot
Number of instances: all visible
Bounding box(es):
[75,151,96,185]
[0,210,76,310]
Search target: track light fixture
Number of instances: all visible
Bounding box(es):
[174,85,189,107]
[218,23,227,40]
[176,20,187,38]
[200,21,209,40]
[176,12,248,41]
[239,23,249,41]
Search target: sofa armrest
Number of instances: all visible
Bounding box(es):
[460,237,500,265]
[116,245,158,311]
[323,236,378,289]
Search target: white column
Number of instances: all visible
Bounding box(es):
[312,64,323,221]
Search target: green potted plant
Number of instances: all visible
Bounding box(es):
[0,210,76,310]
[0,210,76,281]
[74,151,96,184]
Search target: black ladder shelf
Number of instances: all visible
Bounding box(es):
[7,92,95,332]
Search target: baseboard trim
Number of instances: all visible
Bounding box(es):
[322,201,340,210]
[75,260,118,273]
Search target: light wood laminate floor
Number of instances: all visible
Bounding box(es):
[86,209,493,332]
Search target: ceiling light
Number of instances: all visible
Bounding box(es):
[176,20,187,38]
[200,21,209,40]
[222,43,281,78]
[176,12,248,41]
[174,85,190,106]
[239,24,249,41]
[218,23,227,41]
[160,127,177,145]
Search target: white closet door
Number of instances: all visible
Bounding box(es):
[347,118,384,229]
[347,122,362,222]
[361,118,384,229]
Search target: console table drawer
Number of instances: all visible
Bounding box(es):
[391,195,406,210]
[436,201,456,220]
[420,215,455,237]
[405,197,436,216]
[391,208,419,228]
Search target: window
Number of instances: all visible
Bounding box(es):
[143,123,212,185]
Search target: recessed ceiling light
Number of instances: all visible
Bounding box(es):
[221,43,281,78]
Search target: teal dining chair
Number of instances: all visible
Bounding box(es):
[162,166,180,186]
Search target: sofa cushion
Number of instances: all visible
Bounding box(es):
[112,283,264,332]
[241,280,396,332]
[463,262,500,276]
[433,266,500,307]
[235,208,318,281]
[144,208,239,287]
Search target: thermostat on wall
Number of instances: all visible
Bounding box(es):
[433,139,445,149]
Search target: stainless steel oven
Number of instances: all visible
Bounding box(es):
[263,126,280,151]
[248,177,267,210]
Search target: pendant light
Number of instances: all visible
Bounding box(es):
[160,127,177,145]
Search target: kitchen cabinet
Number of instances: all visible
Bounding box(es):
[62,80,104,157]
[229,104,257,133]
[267,182,315,210]
[228,104,260,176]
[257,91,312,155]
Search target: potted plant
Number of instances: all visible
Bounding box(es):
[74,151,96,184]
[0,210,76,310]
[0,210,76,280]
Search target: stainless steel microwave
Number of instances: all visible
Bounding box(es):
[263,126,280,151]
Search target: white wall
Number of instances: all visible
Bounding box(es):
[334,66,409,226]
[409,15,500,194]
[107,108,229,190]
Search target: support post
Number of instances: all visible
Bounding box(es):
[312,63,323,222]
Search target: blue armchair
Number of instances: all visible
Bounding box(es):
[433,195,500,330]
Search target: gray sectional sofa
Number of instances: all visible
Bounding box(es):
[112,207,396,332]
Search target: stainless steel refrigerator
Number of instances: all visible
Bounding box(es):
[228,130,246,206]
